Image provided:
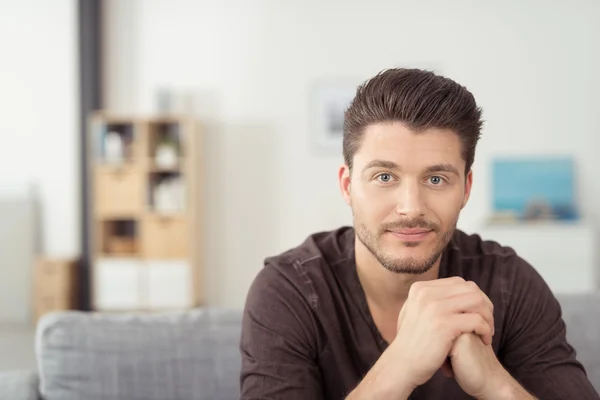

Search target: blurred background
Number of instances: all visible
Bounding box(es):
[0,0,599,372]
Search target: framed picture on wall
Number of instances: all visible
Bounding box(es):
[308,65,442,154]
[491,156,579,222]
[309,79,358,154]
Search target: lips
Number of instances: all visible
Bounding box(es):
[387,228,433,242]
[392,228,432,235]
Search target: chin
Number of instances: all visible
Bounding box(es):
[378,247,441,275]
[380,257,437,275]
[384,242,432,258]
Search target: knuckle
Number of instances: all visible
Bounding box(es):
[467,291,484,308]
[409,281,422,296]
[411,282,429,302]
[479,315,490,331]
[477,293,486,306]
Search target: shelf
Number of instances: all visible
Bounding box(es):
[93,121,137,164]
[148,157,185,172]
[148,121,183,159]
[96,219,139,257]
[148,171,186,214]
[96,253,139,259]
[94,165,144,217]
[88,112,200,312]
[145,212,186,219]
[94,162,139,172]
[140,215,188,259]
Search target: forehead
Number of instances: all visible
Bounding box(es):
[353,122,465,172]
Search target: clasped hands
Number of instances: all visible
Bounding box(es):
[391,276,515,399]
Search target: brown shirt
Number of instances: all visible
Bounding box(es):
[239,226,599,399]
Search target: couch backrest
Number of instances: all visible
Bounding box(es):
[35,293,600,399]
[36,308,242,400]
[555,292,600,392]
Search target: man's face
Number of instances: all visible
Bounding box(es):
[339,122,472,275]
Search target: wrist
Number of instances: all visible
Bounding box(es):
[480,368,533,400]
[347,342,416,400]
[386,340,418,396]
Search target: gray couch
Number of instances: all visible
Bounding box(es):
[1,293,599,400]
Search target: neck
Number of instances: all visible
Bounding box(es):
[355,237,442,311]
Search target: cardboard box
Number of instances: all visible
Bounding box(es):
[32,258,78,323]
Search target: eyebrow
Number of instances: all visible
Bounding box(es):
[424,163,460,176]
[361,160,400,172]
[362,160,460,176]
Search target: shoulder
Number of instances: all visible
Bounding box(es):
[257,226,354,294]
[241,227,354,354]
[451,228,518,261]
[245,226,354,310]
[449,229,555,315]
[451,228,560,332]
[264,226,355,269]
[450,228,542,284]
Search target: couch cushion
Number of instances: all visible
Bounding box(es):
[35,308,242,400]
[555,292,600,393]
[0,369,39,400]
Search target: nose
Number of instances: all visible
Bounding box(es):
[394,179,425,218]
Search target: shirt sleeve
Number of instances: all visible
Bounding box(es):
[239,262,325,400]
[500,256,600,399]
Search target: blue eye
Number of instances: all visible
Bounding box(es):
[429,176,443,185]
[378,173,392,183]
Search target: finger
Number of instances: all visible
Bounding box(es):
[443,292,494,336]
[448,313,493,345]
[464,281,494,319]
[441,280,495,336]
[473,282,494,318]
[416,279,493,314]
[422,276,466,286]
[470,283,495,336]
[413,278,473,303]
[409,277,466,297]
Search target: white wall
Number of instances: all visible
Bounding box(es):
[104,0,600,308]
[0,0,79,258]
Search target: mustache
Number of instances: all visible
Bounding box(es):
[379,218,439,232]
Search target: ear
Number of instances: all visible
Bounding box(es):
[338,163,352,206]
[461,169,473,209]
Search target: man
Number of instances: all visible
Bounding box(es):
[239,68,599,399]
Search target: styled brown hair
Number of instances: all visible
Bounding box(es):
[343,68,483,174]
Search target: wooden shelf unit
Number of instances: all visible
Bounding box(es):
[87,112,202,312]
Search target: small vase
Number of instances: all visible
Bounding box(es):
[155,145,178,168]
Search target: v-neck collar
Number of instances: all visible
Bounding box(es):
[344,230,458,353]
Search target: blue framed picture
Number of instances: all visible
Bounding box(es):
[491,156,578,221]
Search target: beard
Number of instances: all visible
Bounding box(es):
[354,215,456,275]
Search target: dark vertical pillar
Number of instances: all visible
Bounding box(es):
[78,0,102,311]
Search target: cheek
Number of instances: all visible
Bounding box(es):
[352,184,396,218]
[423,189,464,223]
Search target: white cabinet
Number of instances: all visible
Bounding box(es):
[145,260,192,310]
[94,258,142,310]
[93,258,193,311]
[477,221,598,294]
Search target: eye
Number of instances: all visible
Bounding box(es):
[376,173,393,183]
[428,176,444,185]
